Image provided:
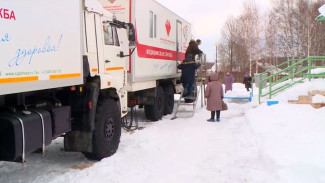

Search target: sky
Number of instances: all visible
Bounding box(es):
[155,0,273,62]
[1,79,325,183]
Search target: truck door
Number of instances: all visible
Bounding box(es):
[176,21,183,73]
[176,21,183,61]
[101,21,126,89]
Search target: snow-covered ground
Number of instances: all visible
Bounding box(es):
[1,80,325,183]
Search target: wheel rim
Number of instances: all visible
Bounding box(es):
[104,117,115,142]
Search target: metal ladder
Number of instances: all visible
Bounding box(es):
[171,54,208,120]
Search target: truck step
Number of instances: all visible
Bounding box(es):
[179,103,195,106]
[176,110,194,113]
[171,54,207,119]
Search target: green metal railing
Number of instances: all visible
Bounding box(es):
[252,56,325,104]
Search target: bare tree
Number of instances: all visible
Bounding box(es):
[264,13,276,66]
[239,0,260,75]
[272,0,325,58]
[219,16,237,72]
[310,0,325,57]
[218,0,325,73]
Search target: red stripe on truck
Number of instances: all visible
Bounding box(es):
[137,43,178,60]
[135,26,185,61]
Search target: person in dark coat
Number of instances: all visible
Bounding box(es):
[224,71,234,93]
[177,56,201,97]
[185,39,203,61]
[205,72,224,122]
[243,72,252,91]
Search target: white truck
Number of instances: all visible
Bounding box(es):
[98,0,191,119]
[0,0,191,162]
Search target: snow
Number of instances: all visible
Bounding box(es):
[1,80,325,183]
[247,104,325,183]
[255,79,325,103]
[318,4,325,17]
[224,83,251,98]
[313,94,325,103]
[311,68,325,74]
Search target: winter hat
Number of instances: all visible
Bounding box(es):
[209,72,219,81]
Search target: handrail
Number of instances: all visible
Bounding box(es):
[252,56,325,104]
[196,54,207,107]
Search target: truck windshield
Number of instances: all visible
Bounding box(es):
[103,22,120,46]
[103,23,114,45]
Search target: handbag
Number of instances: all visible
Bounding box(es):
[221,101,228,111]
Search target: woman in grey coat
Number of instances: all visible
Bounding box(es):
[205,72,224,122]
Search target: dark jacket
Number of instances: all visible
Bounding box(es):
[185,40,203,60]
[177,59,201,84]
[243,75,252,88]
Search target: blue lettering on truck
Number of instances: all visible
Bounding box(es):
[0,33,10,43]
[8,34,63,67]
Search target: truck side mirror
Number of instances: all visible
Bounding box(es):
[127,24,136,49]
[127,23,135,42]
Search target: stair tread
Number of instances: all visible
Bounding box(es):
[179,103,195,105]
[177,110,195,113]
[173,54,207,118]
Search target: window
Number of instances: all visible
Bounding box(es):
[103,22,120,46]
[113,27,120,46]
[149,11,157,38]
[103,23,114,45]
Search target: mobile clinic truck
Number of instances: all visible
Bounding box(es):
[0,0,135,162]
[0,0,191,162]
[98,0,191,120]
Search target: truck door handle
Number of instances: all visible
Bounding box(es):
[105,60,110,63]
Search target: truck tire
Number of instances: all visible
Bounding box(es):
[88,95,121,160]
[144,86,165,121]
[164,85,174,115]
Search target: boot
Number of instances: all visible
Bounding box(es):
[182,88,188,97]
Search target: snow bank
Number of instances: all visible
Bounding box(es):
[258,79,325,102]
[223,83,251,98]
[246,104,325,182]
[318,4,325,17]
[1,81,325,183]
[311,68,325,74]
[312,94,325,103]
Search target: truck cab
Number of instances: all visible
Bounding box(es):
[83,7,134,116]
[0,0,135,162]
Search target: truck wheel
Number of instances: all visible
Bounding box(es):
[144,86,165,121]
[164,85,174,115]
[89,95,121,160]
